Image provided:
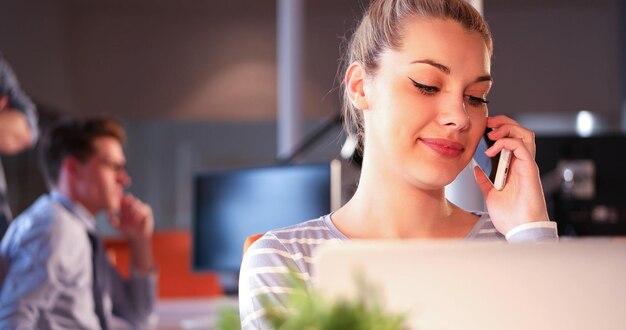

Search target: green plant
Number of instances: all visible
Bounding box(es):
[218,271,406,330]
[217,304,242,330]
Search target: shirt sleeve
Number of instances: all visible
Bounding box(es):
[0,223,45,328]
[0,54,38,144]
[505,221,559,243]
[238,233,305,330]
[0,216,91,329]
[106,256,157,326]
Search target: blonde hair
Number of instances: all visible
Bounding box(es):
[341,0,492,150]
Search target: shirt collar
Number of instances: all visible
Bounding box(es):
[49,190,98,233]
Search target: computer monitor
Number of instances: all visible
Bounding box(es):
[192,163,332,293]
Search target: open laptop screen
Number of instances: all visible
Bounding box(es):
[314,239,626,330]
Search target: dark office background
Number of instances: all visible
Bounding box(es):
[1,0,624,231]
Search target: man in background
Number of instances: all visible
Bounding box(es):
[0,53,39,239]
[0,117,156,329]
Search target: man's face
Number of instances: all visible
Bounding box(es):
[73,136,131,215]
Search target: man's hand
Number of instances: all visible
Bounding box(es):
[109,193,154,242]
[108,193,155,272]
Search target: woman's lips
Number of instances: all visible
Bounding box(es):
[420,138,465,158]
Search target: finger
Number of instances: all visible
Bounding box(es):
[123,194,141,211]
[119,195,139,225]
[486,137,534,163]
[125,202,142,224]
[487,115,534,154]
[108,210,121,228]
[487,123,528,139]
[119,194,132,211]
[473,164,493,197]
[122,196,149,225]
[488,124,535,157]
[131,202,148,222]
[487,115,522,128]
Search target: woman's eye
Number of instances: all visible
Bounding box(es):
[465,95,489,107]
[408,78,439,95]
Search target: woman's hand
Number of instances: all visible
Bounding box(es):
[473,115,550,235]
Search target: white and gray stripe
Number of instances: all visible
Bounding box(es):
[239,212,557,329]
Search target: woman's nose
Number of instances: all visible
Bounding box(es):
[437,94,470,130]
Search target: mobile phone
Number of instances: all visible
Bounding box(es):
[473,128,512,190]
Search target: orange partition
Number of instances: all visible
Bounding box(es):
[243,233,264,255]
[104,230,223,298]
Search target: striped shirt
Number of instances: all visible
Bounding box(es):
[238,212,558,329]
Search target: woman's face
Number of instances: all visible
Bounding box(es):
[360,17,492,189]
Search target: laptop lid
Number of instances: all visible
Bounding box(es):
[313,239,626,330]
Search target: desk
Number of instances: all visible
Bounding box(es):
[153,296,238,330]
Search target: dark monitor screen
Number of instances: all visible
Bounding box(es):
[192,163,331,281]
[535,134,626,236]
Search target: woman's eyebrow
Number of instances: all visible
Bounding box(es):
[410,59,492,83]
[411,59,450,74]
[475,75,492,83]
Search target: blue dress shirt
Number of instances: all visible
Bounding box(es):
[0,192,156,329]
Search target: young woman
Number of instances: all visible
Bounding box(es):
[239,0,558,328]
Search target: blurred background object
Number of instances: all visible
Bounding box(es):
[534,135,626,236]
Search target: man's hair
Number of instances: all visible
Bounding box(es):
[38,117,126,187]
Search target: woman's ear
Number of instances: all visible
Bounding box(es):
[345,62,369,110]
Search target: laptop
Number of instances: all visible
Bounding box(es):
[313,239,626,330]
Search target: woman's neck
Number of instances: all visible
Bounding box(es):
[332,157,476,239]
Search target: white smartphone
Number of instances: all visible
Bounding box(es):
[473,128,512,190]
